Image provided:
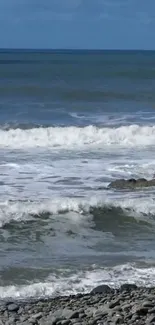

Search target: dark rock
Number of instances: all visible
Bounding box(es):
[146,315,155,324]
[91,285,112,294]
[142,301,154,308]
[108,178,155,189]
[109,299,120,309]
[78,313,85,318]
[7,303,19,312]
[77,309,84,314]
[69,311,79,319]
[111,314,123,324]
[129,313,140,323]
[99,297,107,304]
[132,305,148,315]
[128,178,137,183]
[148,307,155,313]
[121,303,130,311]
[60,320,71,325]
[120,283,137,292]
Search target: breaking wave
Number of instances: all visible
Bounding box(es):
[1,195,155,227]
[0,263,155,300]
[0,124,155,149]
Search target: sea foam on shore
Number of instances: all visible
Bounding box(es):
[1,284,155,325]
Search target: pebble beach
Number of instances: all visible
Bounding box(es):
[1,285,155,325]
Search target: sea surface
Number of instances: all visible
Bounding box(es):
[0,49,155,300]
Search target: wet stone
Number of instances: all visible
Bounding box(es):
[120,284,137,292]
[109,299,120,309]
[146,314,155,324]
[142,301,154,308]
[7,303,19,312]
[31,312,43,320]
[28,318,37,324]
[91,285,112,295]
[132,305,148,315]
[60,320,71,325]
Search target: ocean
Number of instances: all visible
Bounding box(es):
[0,49,155,300]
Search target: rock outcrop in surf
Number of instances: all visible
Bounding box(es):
[108,178,155,189]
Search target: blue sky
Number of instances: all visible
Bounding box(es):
[0,0,155,49]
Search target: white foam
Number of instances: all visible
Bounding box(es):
[0,195,155,227]
[0,263,155,299]
[1,124,155,149]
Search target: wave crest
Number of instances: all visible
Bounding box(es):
[0,124,155,149]
[0,196,155,227]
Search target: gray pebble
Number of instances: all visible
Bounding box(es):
[39,316,58,325]
[28,318,37,325]
[132,304,148,315]
[111,315,123,325]
[142,301,154,308]
[109,299,120,309]
[149,307,155,314]
[0,321,4,325]
[146,315,155,324]
[7,303,19,312]
[31,312,43,320]
[85,307,97,316]
[59,320,70,325]
[5,319,16,325]
[68,311,79,319]
[20,315,29,322]
[78,313,85,318]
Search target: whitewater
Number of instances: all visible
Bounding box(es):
[1,124,155,149]
[1,194,155,227]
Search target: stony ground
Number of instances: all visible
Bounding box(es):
[1,284,155,325]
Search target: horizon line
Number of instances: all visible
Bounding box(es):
[0,48,155,52]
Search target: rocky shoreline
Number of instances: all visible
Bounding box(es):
[1,284,155,325]
[108,178,155,190]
